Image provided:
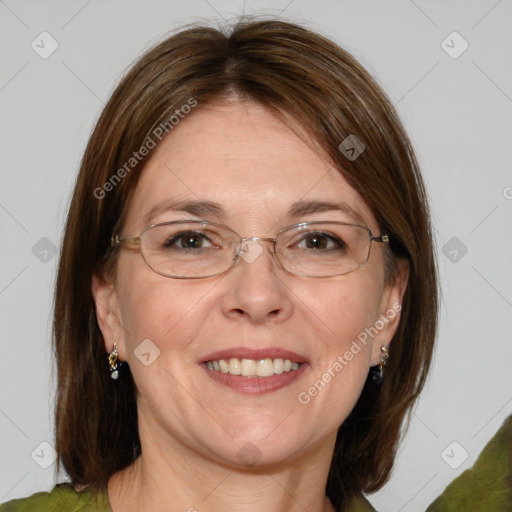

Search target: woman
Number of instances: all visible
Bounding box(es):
[0,19,438,511]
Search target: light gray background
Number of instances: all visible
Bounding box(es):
[1,1,511,511]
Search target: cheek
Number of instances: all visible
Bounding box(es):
[294,276,381,411]
[115,259,209,360]
[301,274,381,350]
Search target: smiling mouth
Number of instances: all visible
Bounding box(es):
[205,357,301,377]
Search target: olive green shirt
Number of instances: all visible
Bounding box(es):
[426,414,512,512]
[2,414,510,511]
[0,484,110,512]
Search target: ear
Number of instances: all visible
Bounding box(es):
[91,273,127,360]
[370,258,409,366]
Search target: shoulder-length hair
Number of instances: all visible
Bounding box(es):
[54,18,438,511]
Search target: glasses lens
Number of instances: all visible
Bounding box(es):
[277,222,371,277]
[140,222,239,278]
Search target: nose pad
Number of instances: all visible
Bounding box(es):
[237,239,264,264]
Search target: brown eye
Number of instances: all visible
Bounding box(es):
[298,232,345,251]
[179,234,203,249]
[304,234,328,249]
[164,231,212,250]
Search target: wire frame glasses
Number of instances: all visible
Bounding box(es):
[111,220,389,279]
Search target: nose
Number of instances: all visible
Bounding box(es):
[220,239,294,324]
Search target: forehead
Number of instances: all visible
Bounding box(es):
[123,100,378,234]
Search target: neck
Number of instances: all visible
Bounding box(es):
[107,419,337,512]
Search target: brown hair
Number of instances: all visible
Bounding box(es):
[53,18,438,511]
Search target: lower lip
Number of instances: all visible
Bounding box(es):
[200,363,309,394]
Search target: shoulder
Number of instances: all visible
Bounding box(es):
[426,414,512,512]
[346,492,377,512]
[0,483,111,512]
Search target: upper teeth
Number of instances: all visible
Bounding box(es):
[206,358,300,377]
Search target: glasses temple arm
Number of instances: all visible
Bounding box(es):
[111,235,141,248]
[372,234,389,243]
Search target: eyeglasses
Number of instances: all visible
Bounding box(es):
[111,220,389,279]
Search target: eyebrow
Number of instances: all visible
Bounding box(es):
[144,199,225,224]
[287,200,367,225]
[144,198,368,226]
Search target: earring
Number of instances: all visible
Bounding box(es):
[108,343,120,380]
[371,346,389,385]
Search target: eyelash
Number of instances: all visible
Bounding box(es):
[163,231,217,250]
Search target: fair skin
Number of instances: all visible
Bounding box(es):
[93,99,407,512]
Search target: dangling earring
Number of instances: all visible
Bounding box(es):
[108,343,120,380]
[371,346,389,385]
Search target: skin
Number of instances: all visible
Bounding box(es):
[93,99,408,512]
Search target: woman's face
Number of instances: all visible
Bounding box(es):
[94,100,405,469]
